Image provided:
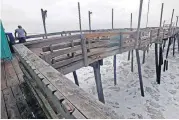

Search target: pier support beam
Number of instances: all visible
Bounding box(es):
[113,55,117,85]
[131,50,134,72]
[178,34,179,53]
[128,51,130,61]
[73,71,79,86]
[173,36,176,56]
[136,49,144,96]
[135,0,145,97]
[155,43,159,83]
[142,50,146,64]
[158,45,163,84]
[91,61,105,103]
[164,37,172,71]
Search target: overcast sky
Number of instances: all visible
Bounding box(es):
[1,0,179,34]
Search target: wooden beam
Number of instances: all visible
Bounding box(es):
[135,0,145,97]
[73,71,79,86]
[131,50,134,72]
[142,50,146,64]
[3,88,21,118]
[91,61,105,103]
[24,35,81,48]
[1,60,7,90]
[1,93,8,119]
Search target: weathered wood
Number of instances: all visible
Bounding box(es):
[18,55,84,119]
[84,31,135,39]
[113,55,117,85]
[128,51,130,60]
[135,0,145,97]
[24,34,81,48]
[3,88,21,119]
[58,46,135,74]
[173,36,176,56]
[41,9,48,39]
[4,60,20,87]
[92,61,105,103]
[142,50,146,64]
[42,39,110,52]
[1,60,7,90]
[19,62,59,118]
[19,82,47,119]
[79,12,88,67]
[11,56,24,83]
[42,39,81,52]
[11,85,34,118]
[23,76,58,119]
[1,93,8,119]
[177,34,179,53]
[41,30,167,68]
[158,46,163,84]
[156,3,164,84]
[26,28,127,40]
[13,44,118,119]
[52,44,118,69]
[73,71,79,86]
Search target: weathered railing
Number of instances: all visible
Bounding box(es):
[36,28,173,74]
[13,44,118,119]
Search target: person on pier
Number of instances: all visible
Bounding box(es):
[14,25,27,43]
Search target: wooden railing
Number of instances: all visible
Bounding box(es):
[13,44,118,119]
[36,28,176,74]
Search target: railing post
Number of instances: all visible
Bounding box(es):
[41,8,48,39]
[78,2,88,66]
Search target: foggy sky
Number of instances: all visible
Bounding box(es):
[1,0,179,34]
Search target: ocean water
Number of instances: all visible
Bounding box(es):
[66,45,179,118]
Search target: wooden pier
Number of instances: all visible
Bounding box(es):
[1,56,46,119]
[2,0,179,119]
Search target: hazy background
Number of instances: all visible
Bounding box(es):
[1,0,179,34]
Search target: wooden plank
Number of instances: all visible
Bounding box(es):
[1,92,8,119]
[42,39,81,52]
[73,71,79,86]
[11,56,23,74]
[57,46,121,74]
[42,39,105,52]
[45,40,118,59]
[84,31,135,39]
[4,60,20,87]
[3,88,21,119]
[52,54,83,68]
[11,56,24,83]
[1,61,7,90]
[24,35,81,48]
[26,28,126,39]
[11,85,34,118]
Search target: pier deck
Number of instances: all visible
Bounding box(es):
[1,56,46,119]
